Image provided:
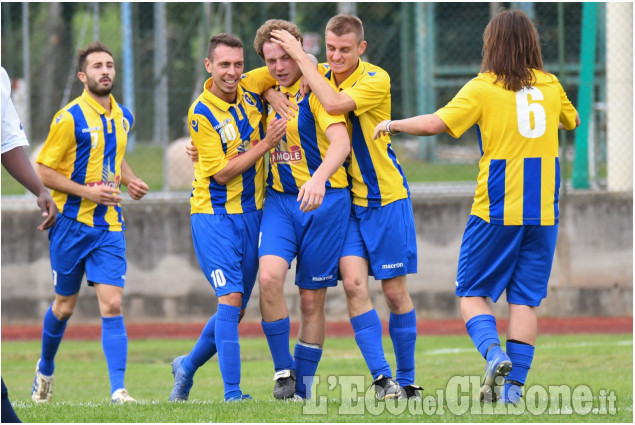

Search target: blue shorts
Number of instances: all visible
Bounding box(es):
[455,215,558,307]
[259,187,350,289]
[191,211,262,309]
[48,214,126,296]
[341,197,418,280]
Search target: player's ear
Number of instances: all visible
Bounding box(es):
[204,57,213,74]
[77,71,87,84]
[357,40,367,56]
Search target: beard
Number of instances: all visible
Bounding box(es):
[86,77,114,96]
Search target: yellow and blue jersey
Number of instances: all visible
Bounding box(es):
[189,67,275,215]
[435,70,578,226]
[36,90,134,231]
[266,78,348,193]
[319,61,409,207]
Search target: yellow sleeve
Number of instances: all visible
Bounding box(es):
[558,82,578,130]
[242,66,277,95]
[435,79,483,139]
[188,110,228,178]
[36,110,75,169]
[310,94,346,132]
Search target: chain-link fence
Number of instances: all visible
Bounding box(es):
[2,2,632,195]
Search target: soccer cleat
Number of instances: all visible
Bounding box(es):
[111,388,136,403]
[501,380,523,404]
[401,384,423,400]
[479,351,512,402]
[272,369,297,400]
[169,355,194,402]
[370,375,404,400]
[31,359,54,404]
[225,393,252,402]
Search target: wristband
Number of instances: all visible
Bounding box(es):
[386,120,396,135]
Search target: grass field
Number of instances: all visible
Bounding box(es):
[2,333,632,422]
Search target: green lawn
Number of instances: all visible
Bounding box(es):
[2,333,632,422]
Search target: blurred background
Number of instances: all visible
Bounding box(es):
[1,2,632,324]
[1,2,632,196]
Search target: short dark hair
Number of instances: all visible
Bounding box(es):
[208,33,243,60]
[325,14,364,45]
[253,19,303,59]
[77,41,113,73]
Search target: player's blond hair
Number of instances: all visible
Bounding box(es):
[325,14,364,45]
[254,19,303,59]
[481,10,545,92]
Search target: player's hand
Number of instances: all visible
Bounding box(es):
[35,192,58,231]
[373,120,392,140]
[262,117,287,149]
[270,29,305,61]
[84,185,123,206]
[127,178,149,200]
[297,178,325,213]
[264,88,297,121]
[185,140,199,162]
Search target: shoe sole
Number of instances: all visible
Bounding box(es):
[479,360,512,402]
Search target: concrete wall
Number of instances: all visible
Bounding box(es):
[1,191,632,325]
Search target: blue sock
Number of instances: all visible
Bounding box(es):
[2,377,21,423]
[350,309,392,380]
[261,317,294,372]
[215,304,242,400]
[39,303,68,376]
[465,314,503,361]
[294,343,322,399]
[389,309,417,386]
[505,340,535,386]
[101,316,128,394]
[183,314,218,376]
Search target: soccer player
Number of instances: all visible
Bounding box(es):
[169,33,287,402]
[373,10,580,404]
[32,42,149,404]
[271,15,421,400]
[254,20,351,400]
[1,66,58,423]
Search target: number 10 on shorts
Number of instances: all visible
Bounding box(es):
[210,269,226,288]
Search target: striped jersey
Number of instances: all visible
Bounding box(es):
[319,61,409,207]
[435,70,578,225]
[189,67,275,215]
[36,90,134,231]
[266,78,348,193]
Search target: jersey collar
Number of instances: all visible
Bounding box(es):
[203,76,245,112]
[331,60,365,91]
[80,90,122,118]
[278,78,303,101]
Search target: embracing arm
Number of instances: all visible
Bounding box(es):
[212,117,287,185]
[374,114,449,140]
[270,29,357,115]
[297,122,351,212]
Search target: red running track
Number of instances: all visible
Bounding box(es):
[1,317,631,341]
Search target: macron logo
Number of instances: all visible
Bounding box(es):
[312,275,333,282]
[382,262,404,270]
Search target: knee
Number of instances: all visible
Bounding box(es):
[52,300,75,321]
[300,291,324,318]
[259,271,283,298]
[342,276,368,300]
[100,297,123,316]
[382,283,412,311]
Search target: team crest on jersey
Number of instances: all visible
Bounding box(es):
[191,118,199,133]
[122,118,130,133]
[243,93,256,107]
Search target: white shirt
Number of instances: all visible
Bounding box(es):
[1,66,29,154]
